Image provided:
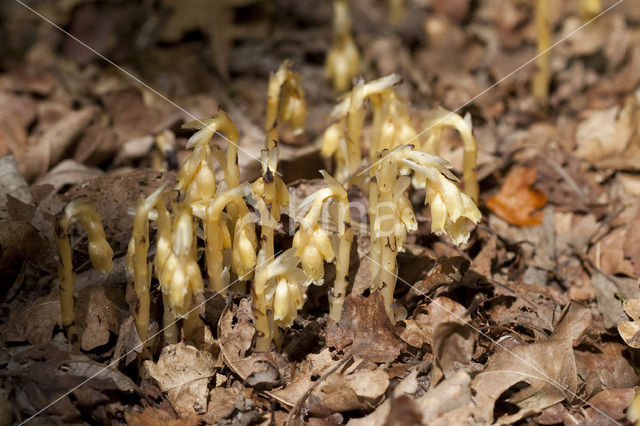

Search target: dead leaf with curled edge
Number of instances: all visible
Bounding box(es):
[325,291,404,363]
[415,371,475,426]
[143,343,216,417]
[618,298,640,349]
[5,341,139,422]
[76,284,128,352]
[487,167,547,226]
[575,96,640,170]
[431,322,475,383]
[349,369,421,426]
[399,296,468,350]
[125,406,198,426]
[15,106,99,182]
[471,304,592,425]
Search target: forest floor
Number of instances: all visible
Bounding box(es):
[1,0,640,425]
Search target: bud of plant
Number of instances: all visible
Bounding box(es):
[253,248,309,351]
[421,108,479,202]
[57,197,114,337]
[293,224,335,282]
[425,174,481,246]
[326,0,360,91]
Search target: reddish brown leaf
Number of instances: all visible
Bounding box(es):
[487,167,547,226]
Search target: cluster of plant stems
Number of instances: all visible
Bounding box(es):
[56,59,481,355]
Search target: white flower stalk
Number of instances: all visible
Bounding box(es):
[369,145,480,320]
[293,171,353,321]
[326,0,360,91]
[252,143,289,265]
[293,186,335,282]
[126,184,166,342]
[368,152,416,319]
[181,110,258,285]
[178,110,240,215]
[152,197,178,344]
[151,130,176,171]
[399,148,481,246]
[253,248,308,352]
[57,198,113,338]
[371,91,417,158]
[322,74,402,181]
[176,136,215,209]
[421,108,479,202]
[204,182,252,294]
[265,60,307,143]
[157,203,203,318]
[388,0,405,24]
[321,120,349,182]
[533,0,551,108]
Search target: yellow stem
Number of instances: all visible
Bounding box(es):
[533,0,551,107]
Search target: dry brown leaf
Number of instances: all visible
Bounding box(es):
[325,291,404,362]
[111,315,144,368]
[400,297,468,349]
[0,93,36,156]
[623,207,640,277]
[15,106,99,182]
[5,341,138,421]
[471,304,592,424]
[487,166,547,226]
[488,282,564,335]
[618,298,640,349]
[589,271,637,329]
[3,292,61,344]
[589,227,636,277]
[575,342,637,392]
[585,388,635,422]
[415,371,474,425]
[76,285,128,351]
[125,406,198,426]
[218,298,286,385]
[348,369,420,426]
[575,97,640,170]
[432,322,475,380]
[0,155,32,221]
[202,387,242,424]
[0,221,55,284]
[34,159,104,192]
[144,343,216,417]
[345,368,390,400]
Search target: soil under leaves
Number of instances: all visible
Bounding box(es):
[1,0,640,425]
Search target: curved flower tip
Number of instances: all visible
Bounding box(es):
[428,182,481,246]
[272,269,307,329]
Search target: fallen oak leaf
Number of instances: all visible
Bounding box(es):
[471,304,592,424]
[584,388,635,423]
[487,166,547,226]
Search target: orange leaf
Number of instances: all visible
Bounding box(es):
[487,167,547,226]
